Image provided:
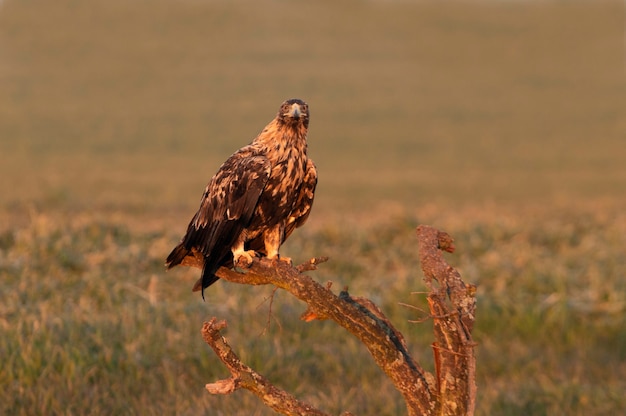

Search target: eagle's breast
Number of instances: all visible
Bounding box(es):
[247,130,308,234]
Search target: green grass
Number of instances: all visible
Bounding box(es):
[1,209,625,415]
[0,0,625,414]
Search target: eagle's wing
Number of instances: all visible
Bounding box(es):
[166,151,271,290]
[191,153,271,249]
[284,159,318,241]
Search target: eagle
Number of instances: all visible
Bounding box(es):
[165,98,317,298]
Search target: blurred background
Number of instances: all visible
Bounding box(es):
[1,0,624,414]
[1,0,623,218]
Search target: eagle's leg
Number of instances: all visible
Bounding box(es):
[264,224,292,265]
[232,233,255,269]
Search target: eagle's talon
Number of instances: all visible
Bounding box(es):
[233,250,256,269]
[278,255,293,265]
[267,255,293,266]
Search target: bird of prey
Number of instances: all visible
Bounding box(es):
[165,98,317,298]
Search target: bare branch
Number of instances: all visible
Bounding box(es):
[200,225,476,415]
[416,225,477,416]
[257,286,281,335]
[296,256,330,272]
[211,257,434,415]
[201,318,332,416]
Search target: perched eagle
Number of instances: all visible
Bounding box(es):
[166,98,317,298]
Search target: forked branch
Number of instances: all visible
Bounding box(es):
[200,225,476,415]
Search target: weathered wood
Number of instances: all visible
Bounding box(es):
[213,257,434,415]
[199,226,477,415]
[416,225,477,416]
[201,318,334,416]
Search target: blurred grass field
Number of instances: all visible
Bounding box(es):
[1,0,625,415]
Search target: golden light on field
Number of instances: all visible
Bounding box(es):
[0,0,624,222]
[0,1,624,415]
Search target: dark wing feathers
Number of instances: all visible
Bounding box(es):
[190,153,270,251]
[197,154,270,294]
[164,243,190,270]
[166,152,271,291]
[192,155,270,227]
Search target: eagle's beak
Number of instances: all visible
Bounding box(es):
[288,103,302,119]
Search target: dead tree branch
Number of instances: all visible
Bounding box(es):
[212,257,434,415]
[201,318,337,416]
[416,225,477,416]
[199,225,476,415]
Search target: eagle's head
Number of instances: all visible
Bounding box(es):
[278,98,309,129]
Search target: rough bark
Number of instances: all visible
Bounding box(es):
[198,226,476,415]
[201,318,338,416]
[416,225,477,416]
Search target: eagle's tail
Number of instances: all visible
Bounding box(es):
[192,266,220,296]
[167,243,221,299]
[165,243,189,269]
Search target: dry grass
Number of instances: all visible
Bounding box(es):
[0,0,625,414]
[1,207,625,415]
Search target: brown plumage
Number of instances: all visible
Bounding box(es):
[165,99,317,298]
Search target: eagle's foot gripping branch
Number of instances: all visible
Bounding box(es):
[233,250,256,270]
[275,255,293,266]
